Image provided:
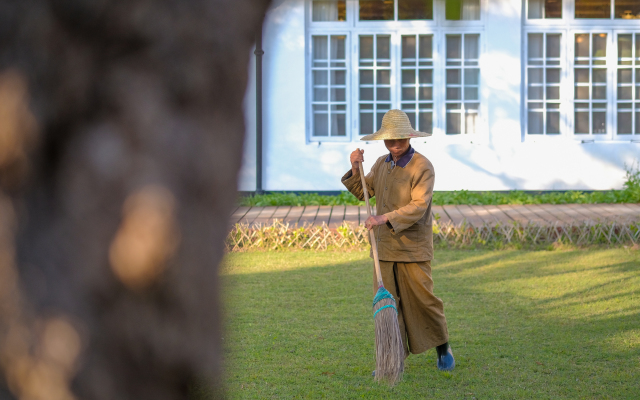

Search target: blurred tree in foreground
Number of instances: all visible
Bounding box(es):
[0,1,270,398]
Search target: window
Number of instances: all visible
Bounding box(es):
[616,34,640,135]
[358,35,392,135]
[574,33,608,135]
[574,0,640,19]
[446,0,481,20]
[524,1,640,141]
[528,0,563,19]
[308,0,483,141]
[311,35,348,138]
[445,34,480,134]
[312,0,346,21]
[400,35,434,133]
[526,33,562,135]
[359,0,434,20]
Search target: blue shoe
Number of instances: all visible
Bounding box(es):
[437,346,455,371]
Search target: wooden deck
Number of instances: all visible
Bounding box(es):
[230,204,640,227]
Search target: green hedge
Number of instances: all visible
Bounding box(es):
[240,165,640,207]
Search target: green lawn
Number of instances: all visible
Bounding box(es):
[216,249,640,399]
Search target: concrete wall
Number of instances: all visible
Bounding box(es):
[239,0,640,192]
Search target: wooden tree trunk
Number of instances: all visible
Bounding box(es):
[0,1,271,399]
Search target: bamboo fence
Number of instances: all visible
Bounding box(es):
[225,219,640,252]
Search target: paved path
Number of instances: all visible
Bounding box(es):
[230,204,640,228]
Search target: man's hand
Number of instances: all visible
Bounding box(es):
[364,214,388,230]
[350,148,364,176]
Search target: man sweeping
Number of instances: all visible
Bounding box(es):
[342,109,455,373]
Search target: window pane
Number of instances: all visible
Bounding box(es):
[312,1,347,21]
[447,113,461,134]
[547,111,560,133]
[419,87,433,100]
[447,0,480,20]
[529,34,544,63]
[313,70,328,86]
[529,0,562,19]
[419,112,433,133]
[575,0,611,18]
[447,69,462,84]
[331,36,346,60]
[547,87,560,100]
[377,87,390,101]
[314,88,328,101]
[419,35,433,59]
[402,87,416,100]
[619,35,633,64]
[360,111,374,135]
[615,0,640,19]
[528,0,543,18]
[529,68,544,84]
[359,0,394,20]
[313,36,328,61]
[360,87,373,100]
[314,112,329,136]
[575,34,590,60]
[398,0,433,20]
[419,69,433,84]
[545,0,562,18]
[528,111,544,134]
[464,35,480,61]
[447,87,461,100]
[377,36,391,60]
[618,109,633,133]
[593,34,607,59]
[360,36,374,61]
[547,68,561,84]
[447,35,462,64]
[547,34,561,59]
[575,68,589,83]
[402,70,414,85]
[465,68,479,85]
[593,111,607,133]
[465,112,477,134]
[331,88,345,101]
[331,113,346,136]
[402,36,416,60]
[575,112,589,133]
[331,70,346,85]
[593,68,606,83]
[377,69,390,85]
[360,71,373,86]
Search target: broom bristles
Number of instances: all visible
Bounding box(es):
[373,287,404,385]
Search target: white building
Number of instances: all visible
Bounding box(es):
[239,0,640,192]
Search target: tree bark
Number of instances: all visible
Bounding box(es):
[0,1,271,399]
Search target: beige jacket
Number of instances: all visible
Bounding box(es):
[342,150,435,262]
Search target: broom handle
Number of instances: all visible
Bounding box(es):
[358,158,384,288]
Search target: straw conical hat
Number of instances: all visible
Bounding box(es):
[361,109,432,141]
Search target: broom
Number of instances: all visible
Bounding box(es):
[358,158,405,385]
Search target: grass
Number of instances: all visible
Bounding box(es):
[208,249,640,399]
[239,163,640,207]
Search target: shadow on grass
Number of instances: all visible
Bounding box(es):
[211,250,640,399]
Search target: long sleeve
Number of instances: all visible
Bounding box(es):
[341,161,377,201]
[384,160,434,234]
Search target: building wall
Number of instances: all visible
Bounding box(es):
[239,0,640,192]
